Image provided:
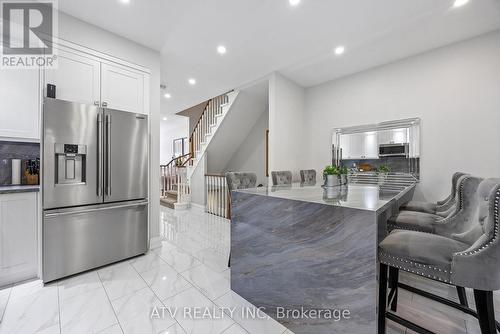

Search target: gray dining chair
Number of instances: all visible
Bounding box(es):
[388,175,480,234]
[387,175,482,307]
[225,172,257,268]
[300,169,316,185]
[226,172,257,191]
[400,172,467,217]
[271,171,292,186]
[378,178,500,334]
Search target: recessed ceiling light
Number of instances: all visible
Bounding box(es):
[217,45,227,54]
[162,117,168,121]
[164,93,171,99]
[334,45,345,56]
[188,78,196,85]
[453,0,469,8]
[119,0,130,4]
[289,0,301,6]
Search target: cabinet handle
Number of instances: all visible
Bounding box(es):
[94,101,100,106]
[102,102,108,107]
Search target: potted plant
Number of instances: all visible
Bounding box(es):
[377,164,390,183]
[323,165,340,187]
[340,166,349,185]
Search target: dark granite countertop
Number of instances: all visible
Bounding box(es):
[0,185,40,194]
[234,182,415,211]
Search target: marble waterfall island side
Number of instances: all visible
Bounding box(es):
[230,184,414,334]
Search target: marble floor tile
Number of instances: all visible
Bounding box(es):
[97,324,123,334]
[163,287,234,334]
[397,301,467,334]
[155,244,202,273]
[195,247,231,273]
[159,323,186,334]
[214,291,287,334]
[0,287,11,322]
[139,264,192,301]
[182,265,230,300]
[60,287,118,334]
[0,286,59,334]
[98,262,148,301]
[111,287,176,334]
[9,279,57,301]
[58,271,102,302]
[129,252,166,273]
[222,323,250,334]
[35,324,62,334]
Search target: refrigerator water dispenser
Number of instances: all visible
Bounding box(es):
[55,144,86,185]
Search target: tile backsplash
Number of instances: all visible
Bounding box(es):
[0,141,40,185]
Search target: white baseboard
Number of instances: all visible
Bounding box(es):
[149,236,162,250]
[190,203,205,211]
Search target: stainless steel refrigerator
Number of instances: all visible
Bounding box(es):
[42,98,148,282]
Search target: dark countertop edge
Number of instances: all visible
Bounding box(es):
[0,185,40,194]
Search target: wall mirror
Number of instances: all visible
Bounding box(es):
[332,118,421,180]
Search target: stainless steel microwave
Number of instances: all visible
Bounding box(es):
[379,143,409,158]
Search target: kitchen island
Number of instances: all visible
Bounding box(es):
[230,182,415,334]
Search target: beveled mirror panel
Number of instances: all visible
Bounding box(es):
[332,118,420,180]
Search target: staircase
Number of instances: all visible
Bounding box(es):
[160,154,191,209]
[186,90,239,179]
[160,189,178,209]
[160,91,238,210]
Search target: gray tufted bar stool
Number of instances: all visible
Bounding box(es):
[300,169,317,185]
[400,172,467,216]
[225,172,257,268]
[271,170,293,186]
[378,178,500,334]
[387,176,483,308]
[226,172,257,191]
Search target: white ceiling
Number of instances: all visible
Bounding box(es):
[59,0,500,116]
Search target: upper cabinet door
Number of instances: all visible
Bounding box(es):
[101,63,147,114]
[0,68,40,140]
[44,47,101,105]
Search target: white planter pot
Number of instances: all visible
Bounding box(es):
[378,173,388,184]
[325,174,340,187]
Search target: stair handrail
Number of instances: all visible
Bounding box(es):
[189,90,233,159]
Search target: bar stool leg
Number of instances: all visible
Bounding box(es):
[473,290,496,334]
[456,286,468,307]
[389,267,399,312]
[379,263,388,334]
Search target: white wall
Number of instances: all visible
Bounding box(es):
[269,73,306,182]
[58,13,162,247]
[304,30,500,202]
[190,154,206,207]
[224,109,269,186]
[160,116,189,164]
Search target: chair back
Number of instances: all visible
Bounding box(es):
[271,171,292,186]
[225,172,257,191]
[300,170,316,184]
[451,178,500,290]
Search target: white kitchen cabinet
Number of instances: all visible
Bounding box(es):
[379,128,409,145]
[44,47,101,106]
[0,192,38,286]
[341,132,378,159]
[101,63,148,114]
[0,68,40,140]
[363,132,378,159]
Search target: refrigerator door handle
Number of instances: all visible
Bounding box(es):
[44,200,148,218]
[106,113,112,196]
[97,112,103,197]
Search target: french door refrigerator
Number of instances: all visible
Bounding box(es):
[42,98,148,282]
